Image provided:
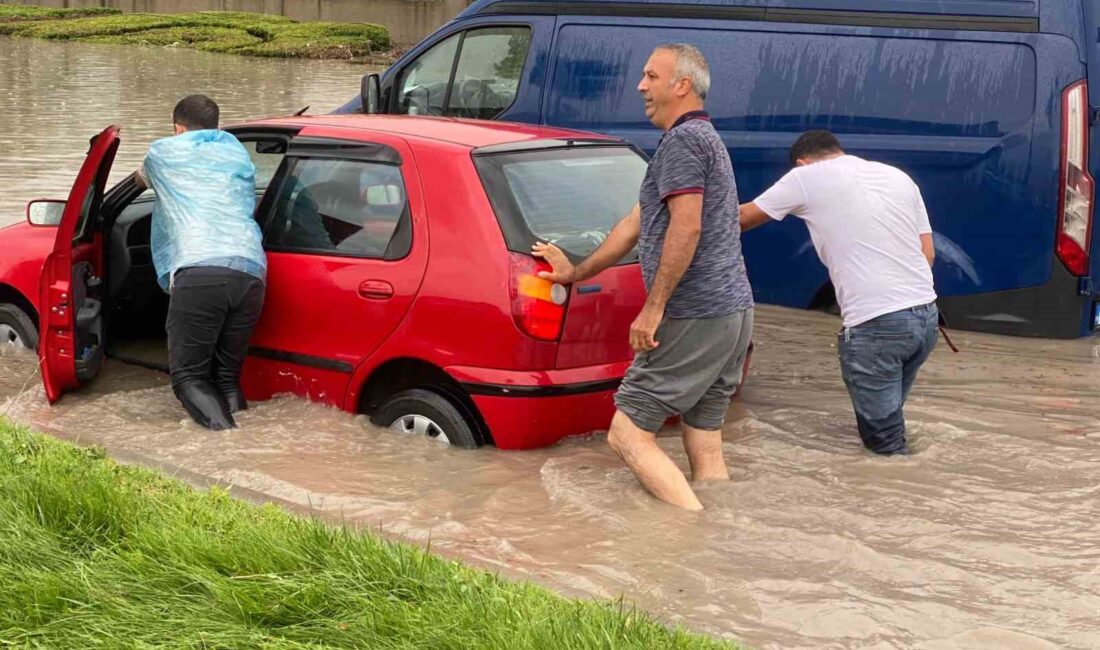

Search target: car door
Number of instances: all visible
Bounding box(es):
[39,125,119,403]
[242,128,429,405]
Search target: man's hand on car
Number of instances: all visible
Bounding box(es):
[532,241,576,283]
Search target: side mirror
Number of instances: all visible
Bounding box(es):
[361,73,382,114]
[26,200,66,227]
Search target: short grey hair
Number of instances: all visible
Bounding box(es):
[655,43,710,100]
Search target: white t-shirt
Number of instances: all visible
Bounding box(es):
[754,155,936,328]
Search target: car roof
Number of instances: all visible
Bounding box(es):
[237,114,622,150]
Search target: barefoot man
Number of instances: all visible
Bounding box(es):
[534,44,753,510]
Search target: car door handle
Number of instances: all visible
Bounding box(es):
[358,280,394,300]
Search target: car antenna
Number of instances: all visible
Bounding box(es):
[293,106,310,116]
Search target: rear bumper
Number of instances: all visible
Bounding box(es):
[445,361,629,450]
[938,262,1100,338]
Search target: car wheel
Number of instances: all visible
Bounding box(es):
[0,304,37,352]
[372,388,481,449]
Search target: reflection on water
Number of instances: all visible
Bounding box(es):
[0,36,370,225]
[3,306,1099,650]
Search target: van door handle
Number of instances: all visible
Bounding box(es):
[358,280,394,300]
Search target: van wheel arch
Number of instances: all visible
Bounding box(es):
[358,358,491,447]
[809,282,841,316]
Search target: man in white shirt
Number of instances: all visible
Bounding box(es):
[740,130,938,455]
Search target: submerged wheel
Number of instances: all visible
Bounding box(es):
[372,388,481,449]
[0,304,37,352]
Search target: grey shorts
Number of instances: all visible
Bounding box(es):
[614,309,754,433]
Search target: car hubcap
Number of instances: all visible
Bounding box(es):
[0,324,25,349]
[389,414,450,445]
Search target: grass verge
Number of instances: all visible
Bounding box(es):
[0,418,736,649]
[0,5,390,60]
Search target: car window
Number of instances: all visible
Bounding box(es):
[396,33,460,116]
[446,27,531,119]
[263,158,409,259]
[240,139,287,190]
[72,180,99,244]
[474,146,647,260]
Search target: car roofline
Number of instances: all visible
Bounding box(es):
[226,116,622,150]
[471,137,629,156]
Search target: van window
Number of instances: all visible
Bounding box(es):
[474,146,648,260]
[397,33,460,116]
[446,27,531,119]
[396,26,531,118]
[264,158,410,259]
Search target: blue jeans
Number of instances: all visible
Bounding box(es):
[838,303,938,455]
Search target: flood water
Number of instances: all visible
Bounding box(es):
[0,36,370,225]
[3,37,1100,650]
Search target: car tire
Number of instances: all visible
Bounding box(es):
[0,304,38,352]
[372,388,482,449]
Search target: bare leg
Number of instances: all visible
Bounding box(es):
[682,424,729,481]
[607,410,704,511]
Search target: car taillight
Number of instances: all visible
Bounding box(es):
[1057,80,1094,277]
[509,253,569,341]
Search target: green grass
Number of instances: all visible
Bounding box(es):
[0,4,120,21]
[0,6,390,59]
[0,419,736,649]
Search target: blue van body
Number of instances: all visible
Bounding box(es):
[337,0,1100,338]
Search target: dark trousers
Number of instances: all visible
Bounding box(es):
[166,266,265,430]
[837,303,939,455]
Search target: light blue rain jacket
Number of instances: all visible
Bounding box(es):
[144,129,266,291]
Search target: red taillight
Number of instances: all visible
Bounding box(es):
[509,253,569,341]
[1057,80,1094,277]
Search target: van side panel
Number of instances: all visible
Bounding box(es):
[543,19,1085,333]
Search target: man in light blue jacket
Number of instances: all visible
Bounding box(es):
[135,95,266,430]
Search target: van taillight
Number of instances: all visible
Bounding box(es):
[509,253,569,341]
[1057,80,1094,277]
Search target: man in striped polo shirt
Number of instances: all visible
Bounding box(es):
[535,44,753,510]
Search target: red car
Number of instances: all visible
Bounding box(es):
[0,116,748,449]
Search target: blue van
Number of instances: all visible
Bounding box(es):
[339,0,1100,339]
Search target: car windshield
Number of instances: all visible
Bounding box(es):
[474,145,647,261]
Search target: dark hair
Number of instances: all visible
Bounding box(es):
[789,129,844,165]
[172,94,219,130]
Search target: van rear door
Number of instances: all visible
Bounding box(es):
[1082,0,1100,283]
[472,142,648,368]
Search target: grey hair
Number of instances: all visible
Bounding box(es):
[655,43,710,100]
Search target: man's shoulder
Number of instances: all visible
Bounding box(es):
[668,119,719,145]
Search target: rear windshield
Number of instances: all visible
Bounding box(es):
[474,145,648,261]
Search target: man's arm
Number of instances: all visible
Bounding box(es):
[920,233,935,267]
[533,203,641,283]
[630,193,702,351]
[739,202,771,233]
[134,163,149,190]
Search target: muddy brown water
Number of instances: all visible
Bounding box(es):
[0,37,371,225]
[3,37,1100,650]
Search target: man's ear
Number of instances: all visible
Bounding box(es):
[173,124,186,135]
[675,77,693,99]
[795,158,810,167]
